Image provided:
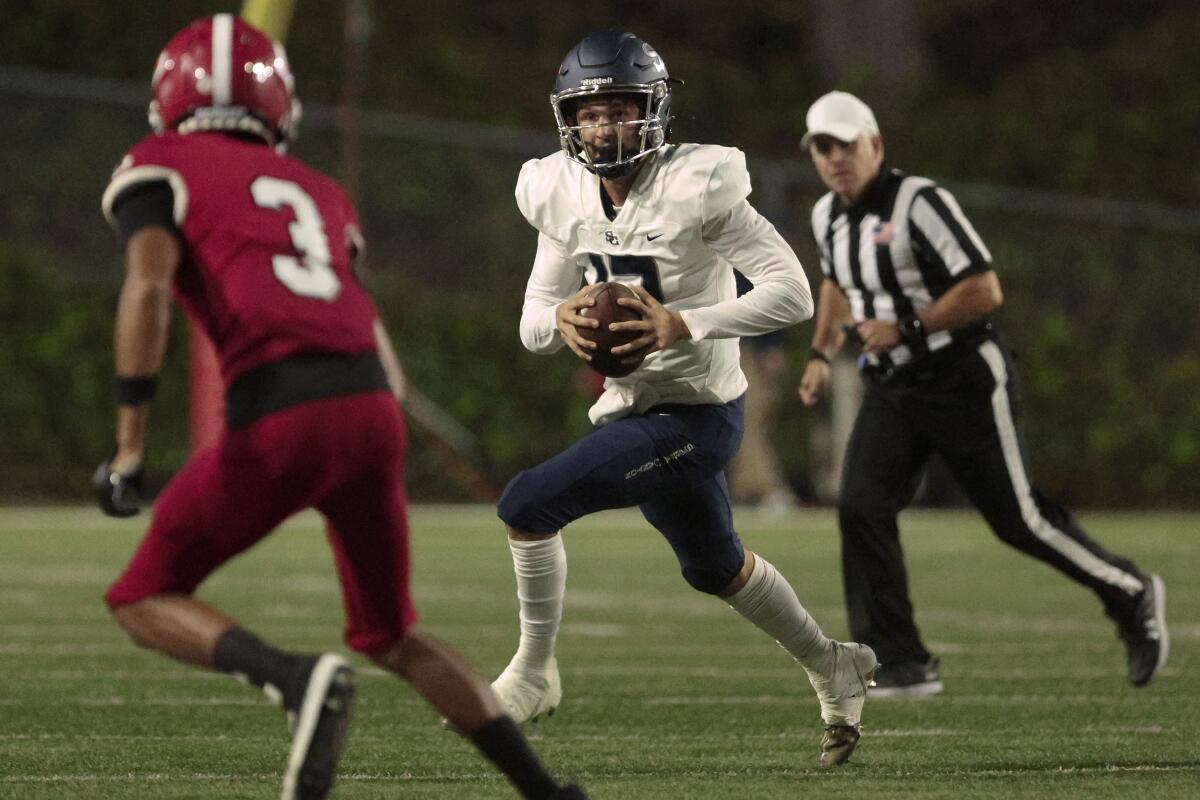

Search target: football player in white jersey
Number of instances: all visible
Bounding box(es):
[491,30,878,767]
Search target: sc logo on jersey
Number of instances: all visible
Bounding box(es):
[604,230,620,245]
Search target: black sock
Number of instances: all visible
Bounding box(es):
[213,627,309,708]
[469,716,561,800]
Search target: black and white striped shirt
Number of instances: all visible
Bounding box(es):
[812,168,992,367]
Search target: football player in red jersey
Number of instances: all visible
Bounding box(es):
[94,15,586,800]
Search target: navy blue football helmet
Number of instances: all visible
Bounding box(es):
[551,30,674,178]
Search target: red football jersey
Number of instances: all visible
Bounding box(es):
[102,131,378,384]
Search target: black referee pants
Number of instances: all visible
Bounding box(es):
[838,338,1147,666]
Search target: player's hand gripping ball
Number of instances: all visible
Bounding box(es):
[577,282,647,377]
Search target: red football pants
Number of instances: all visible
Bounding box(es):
[106,391,417,653]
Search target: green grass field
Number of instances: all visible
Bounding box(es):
[0,506,1196,799]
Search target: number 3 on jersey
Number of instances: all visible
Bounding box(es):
[250,176,342,301]
[587,254,664,302]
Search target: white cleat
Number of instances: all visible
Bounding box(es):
[814,642,878,727]
[491,656,562,723]
[809,642,878,766]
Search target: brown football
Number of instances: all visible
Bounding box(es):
[576,282,647,377]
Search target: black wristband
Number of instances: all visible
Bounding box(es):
[807,348,831,365]
[115,376,159,405]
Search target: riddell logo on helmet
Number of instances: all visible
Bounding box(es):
[581,77,614,86]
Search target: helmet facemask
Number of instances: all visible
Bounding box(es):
[552,81,671,179]
[173,107,276,145]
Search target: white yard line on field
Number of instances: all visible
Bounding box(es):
[0,725,1168,744]
[2,763,1197,785]
[614,693,1187,707]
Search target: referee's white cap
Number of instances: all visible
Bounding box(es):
[801,91,879,148]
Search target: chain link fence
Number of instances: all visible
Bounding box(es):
[4,67,1199,506]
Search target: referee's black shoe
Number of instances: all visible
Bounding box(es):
[1118,574,1169,687]
[868,655,943,699]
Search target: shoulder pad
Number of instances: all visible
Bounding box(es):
[658,144,751,224]
[514,151,578,241]
[101,134,189,226]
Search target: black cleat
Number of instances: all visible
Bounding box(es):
[550,785,589,799]
[281,653,355,800]
[1119,574,1169,687]
[869,656,943,699]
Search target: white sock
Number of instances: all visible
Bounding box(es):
[507,535,567,672]
[725,553,835,677]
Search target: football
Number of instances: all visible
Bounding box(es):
[576,282,647,377]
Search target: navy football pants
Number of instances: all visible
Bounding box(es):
[498,396,746,594]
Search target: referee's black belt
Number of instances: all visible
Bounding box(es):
[865,323,995,387]
[225,350,390,429]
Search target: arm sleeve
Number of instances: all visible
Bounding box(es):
[518,232,582,354]
[680,200,814,340]
[908,185,993,281]
[818,248,833,279]
[109,181,178,243]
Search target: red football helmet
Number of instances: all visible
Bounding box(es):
[148,14,300,150]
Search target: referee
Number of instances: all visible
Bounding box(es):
[796,91,1168,696]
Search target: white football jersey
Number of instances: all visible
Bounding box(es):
[516,143,813,425]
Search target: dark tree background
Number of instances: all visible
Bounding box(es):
[2,1,1198,505]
